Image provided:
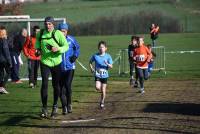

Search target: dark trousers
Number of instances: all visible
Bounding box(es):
[40,63,61,108]
[129,60,138,80]
[0,63,11,87]
[137,67,148,89]
[10,52,20,81]
[60,70,74,108]
[28,59,40,85]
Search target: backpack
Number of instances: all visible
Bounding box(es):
[39,29,61,47]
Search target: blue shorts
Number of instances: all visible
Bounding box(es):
[148,62,154,73]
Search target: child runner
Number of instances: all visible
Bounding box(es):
[133,37,152,93]
[128,36,139,87]
[147,44,156,77]
[89,41,113,109]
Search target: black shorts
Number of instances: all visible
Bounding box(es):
[95,77,108,84]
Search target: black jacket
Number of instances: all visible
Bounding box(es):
[128,44,137,60]
[12,34,26,55]
[0,38,12,66]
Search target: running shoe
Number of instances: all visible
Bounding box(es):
[140,88,145,94]
[0,87,9,94]
[40,107,48,118]
[50,106,58,118]
[129,78,134,86]
[29,83,34,88]
[62,106,68,115]
[134,81,138,88]
[67,105,72,113]
[100,103,105,109]
[14,80,23,84]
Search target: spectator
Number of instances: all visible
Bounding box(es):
[58,23,80,114]
[89,41,113,109]
[23,26,41,88]
[35,16,69,118]
[10,28,27,83]
[0,26,12,94]
[150,23,159,47]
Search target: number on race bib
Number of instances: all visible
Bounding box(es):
[96,69,107,77]
[136,55,145,62]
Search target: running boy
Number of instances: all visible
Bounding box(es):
[147,44,156,77]
[128,36,139,87]
[89,41,113,109]
[133,37,152,93]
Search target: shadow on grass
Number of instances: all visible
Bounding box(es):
[143,103,200,116]
[0,115,41,126]
[17,123,195,134]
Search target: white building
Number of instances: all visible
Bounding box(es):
[0,0,40,4]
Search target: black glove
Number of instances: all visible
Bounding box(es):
[35,49,41,57]
[69,55,77,63]
[7,62,12,68]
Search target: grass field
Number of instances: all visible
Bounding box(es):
[0,33,200,133]
[16,33,200,79]
[22,0,200,32]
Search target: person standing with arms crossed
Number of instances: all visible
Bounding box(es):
[35,17,69,118]
[89,41,113,109]
[58,23,80,114]
[23,26,41,88]
[133,37,152,94]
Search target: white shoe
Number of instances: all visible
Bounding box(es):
[0,87,9,94]
[140,88,145,94]
[100,103,105,109]
[29,83,34,88]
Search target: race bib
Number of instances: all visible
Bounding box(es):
[136,54,145,62]
[96,68,107,77]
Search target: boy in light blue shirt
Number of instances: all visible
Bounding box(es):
[89,41,113,109]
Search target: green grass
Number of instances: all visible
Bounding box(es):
[21,0,200,32]
[72,33,200,78]
[19,33,200,79]
[1,33,200,133]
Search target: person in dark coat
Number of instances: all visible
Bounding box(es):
[10,28,27,83]
[0,26,12,94]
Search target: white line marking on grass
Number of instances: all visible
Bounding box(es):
[62,119,95,124]
[165,50,200,54]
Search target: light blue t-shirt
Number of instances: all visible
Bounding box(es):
[90,53,113,78]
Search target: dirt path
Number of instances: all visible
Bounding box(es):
[38,79,200,134]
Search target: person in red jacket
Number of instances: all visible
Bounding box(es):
[150,23,159,47]
[23,26,40,88]
[133,36,152,93]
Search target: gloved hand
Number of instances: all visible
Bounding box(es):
[69,55,77,63]
[7,62,12,68]
[35,49,41,57]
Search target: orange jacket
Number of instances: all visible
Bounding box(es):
[23,36,40,60]
[133,44,152,69]
[150,26,159,34]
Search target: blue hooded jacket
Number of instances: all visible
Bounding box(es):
[61,35,80,71]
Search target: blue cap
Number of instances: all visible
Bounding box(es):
[58,23,69,30]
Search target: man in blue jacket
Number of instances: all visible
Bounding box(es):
[58,23,80,114]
